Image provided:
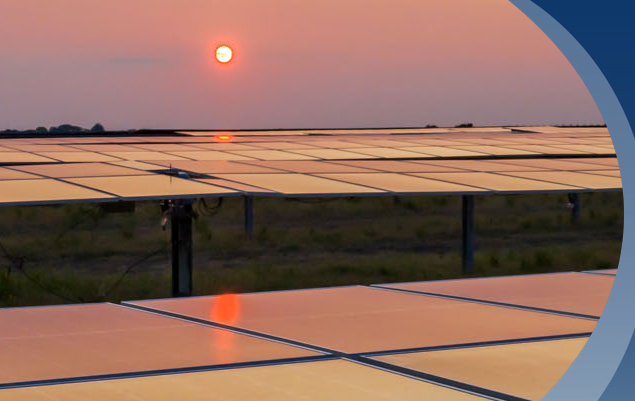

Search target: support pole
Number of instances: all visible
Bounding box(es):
[462,195,474,274]
[171,199,193,297]
[569,193,581,223]
[244,195,254,239]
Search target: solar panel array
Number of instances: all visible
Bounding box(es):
[0,270,614,401]
[0,126,619,398]
[0,126,619,206]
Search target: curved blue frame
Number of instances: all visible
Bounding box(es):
[508,1,634,400]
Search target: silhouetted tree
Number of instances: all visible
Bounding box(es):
[90,123,105,132]
[49,124,84,133]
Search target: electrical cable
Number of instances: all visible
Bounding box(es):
[197,197,223,216]
[0,238,80,303]
[0,236,169,303]
[95,242,169,301]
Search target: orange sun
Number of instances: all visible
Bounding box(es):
[215,45,233,63]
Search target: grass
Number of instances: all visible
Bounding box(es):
[0,192,624,307]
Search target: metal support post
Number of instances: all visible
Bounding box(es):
[244,196,254,239]
[171,199,193,297]
[462,195,474,274]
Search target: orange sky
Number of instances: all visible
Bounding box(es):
[0,0,603,130]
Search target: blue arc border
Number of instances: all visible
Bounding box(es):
[508,1,634,400]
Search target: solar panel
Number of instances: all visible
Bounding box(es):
[32,152,122,163]
[211,174,384,195]
[315,173,487,194]
[0,179,114,205]
[102,151,190,161]
[399,146,486,157]
[2,144,77,152]
[197,179,276,193]
[13,162,153,178]
[150,160,282,174]
[109,160,167,171]
[129,143,202,152]
[0,304,315,385]
[501,171,622,190]
[285,149,374,160]
[228,150,318,161]
[0,360,488,401]
[240,160,375,173]
[0,127,621,205]
[190,142,261,151]
[561,157,619,168]
[334,160,463,172]
[65,175,237,198]
[412,159,548,172]
[0,152,57,163]
[125,286,596,354]
[345,147,431,158]
[496,158,617,171]
[412,172,582,192]
[379,272,613,317]
[546,144,613,154]
[373,338,587,401]
[491,145,586,155]
[70,144,151,152]
[0,167,39,180]
[248,141,319,150]
[166,150,261,161]
[578,170,620,178]
[294,140,370,149]
[449,145,538,155]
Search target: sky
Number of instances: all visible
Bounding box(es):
[0,0,604,130]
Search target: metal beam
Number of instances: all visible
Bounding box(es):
[244,196,254,239]
[462,195,474,274]
[171,199,193,297]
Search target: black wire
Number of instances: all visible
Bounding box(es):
[95,242,169,301]
[197,197,223,216]
[0,236,169,303]
[0,239,80,303]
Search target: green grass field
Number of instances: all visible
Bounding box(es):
[0,192,623,307]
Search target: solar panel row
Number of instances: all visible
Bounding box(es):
[0,270,613,400]
[0,157,621,205]
[0,131,614,160]
[0,127,618,206]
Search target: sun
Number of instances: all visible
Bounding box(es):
[215,45,233,63]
